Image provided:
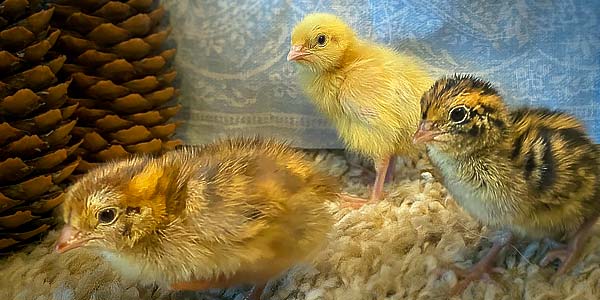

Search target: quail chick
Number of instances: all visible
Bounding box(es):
[288,13,432,207]
[414,75,600,295]
[55,137,338,300]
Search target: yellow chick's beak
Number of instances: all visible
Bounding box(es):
[287,45,310,61]
[55,225,89,253]
[413,121,441,144]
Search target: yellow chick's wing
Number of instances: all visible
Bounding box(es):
[332,56,424,160]
[337,59,388,125]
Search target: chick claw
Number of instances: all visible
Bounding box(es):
[448,232,512,296]
[540,246,574,277]
[171,280,265,300]
[539,216,598,278]
[244,284,265,300]
[340,156,394,209]
[339,193,378,209]
[448,261,505,296]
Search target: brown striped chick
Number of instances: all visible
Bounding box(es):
[55,137,338,300]
[288,13,433,207]
[413,75,600,295]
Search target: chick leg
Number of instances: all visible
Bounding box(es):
[244,284,266,300]
[340,155,391,208]
[170,279,227,291]
[172,280,265,300]
[540,216,598,276]
[384,155,397,183]
[449,232,513,296]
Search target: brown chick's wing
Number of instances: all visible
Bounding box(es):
[165,148,333,289]
[220,153,318,236]
[206,157,283,230]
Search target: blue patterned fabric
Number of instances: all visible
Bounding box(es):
[163,0,600,146]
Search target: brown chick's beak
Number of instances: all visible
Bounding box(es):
[55,225,88,253]
[413,121,441,144]
[287,45,310,61]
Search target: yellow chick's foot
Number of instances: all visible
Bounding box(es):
[449,232,513,296]
[540,215,599,277]
[339,193,379,209]
[340,155,393,209]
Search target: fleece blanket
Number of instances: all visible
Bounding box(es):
[1,151,599,300]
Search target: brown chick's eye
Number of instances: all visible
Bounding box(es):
[98,208,117,224]
[317,34,326,46]
[449,106,469,124]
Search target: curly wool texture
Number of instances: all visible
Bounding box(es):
[1,151,600,300]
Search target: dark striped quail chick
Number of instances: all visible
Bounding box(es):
[55,137,338,300]
[413,75,600,295]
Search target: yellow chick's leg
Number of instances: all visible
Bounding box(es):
[540,215,599,277]
[384,155,397,183]
[341,155,392,208]
[449,231,513,296]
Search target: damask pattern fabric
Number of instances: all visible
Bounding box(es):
[163,0,600,147]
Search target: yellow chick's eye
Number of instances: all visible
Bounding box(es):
[316,34,327,46]
[97,207,118,225]
[449,105,469,124]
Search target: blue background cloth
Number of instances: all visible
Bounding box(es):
[164,0,600,146]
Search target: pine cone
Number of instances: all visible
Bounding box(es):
[49,0,182,173]
[0,0,81,251]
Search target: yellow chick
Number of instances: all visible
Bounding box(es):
[414,75,600,295]
[55,137,338,300]
[288,13,433,207]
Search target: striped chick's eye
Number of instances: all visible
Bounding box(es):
[97,207,118,225]
[449,105,469,124]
